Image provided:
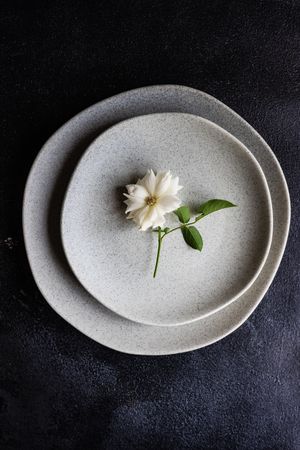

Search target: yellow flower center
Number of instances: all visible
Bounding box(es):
[146,195,157,207]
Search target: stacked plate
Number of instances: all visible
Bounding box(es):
[23,85,290,355]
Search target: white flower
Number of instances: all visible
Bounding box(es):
[124,170,183,231]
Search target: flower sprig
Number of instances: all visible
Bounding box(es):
[124,170,236,278]
[152,200,236,277]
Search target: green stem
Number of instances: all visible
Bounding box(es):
[153,228,163,278]
[152,214,204,277]
[162,214,204,238]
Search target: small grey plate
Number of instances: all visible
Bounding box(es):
[22,85,290,355]
[61,113,273,326]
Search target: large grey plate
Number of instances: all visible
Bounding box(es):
[61,113,273,326]
[23,85,290,355]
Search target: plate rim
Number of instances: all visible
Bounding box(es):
[22,84,290,355]
[60,112,274,326]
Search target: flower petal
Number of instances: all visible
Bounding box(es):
[140,206,159,231]
[152,212,166,228]
[126,211,136,219]
[154,171,171,197]
[133,205,149,227]
[125,197,145,213]
[162,176,183,196]
[124,170,183,229]
[157,195,181,213]
[140,169,156,195]
[125,184,148,199]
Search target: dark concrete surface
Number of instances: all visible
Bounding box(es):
[0,1,299,448]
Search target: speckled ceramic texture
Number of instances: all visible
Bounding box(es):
[23,85,290,355]
[61,113,273,326]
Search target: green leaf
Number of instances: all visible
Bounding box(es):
[197,199,236,216]
[181,226,203,251]
[174,206,190,223]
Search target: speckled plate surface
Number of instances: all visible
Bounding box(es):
[61,113,273,326]
[23,85,290,355]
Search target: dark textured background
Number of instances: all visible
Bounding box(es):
[1,1,299,449]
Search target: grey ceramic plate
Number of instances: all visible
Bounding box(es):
[23,85,290,355]
[61,113,273,326]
